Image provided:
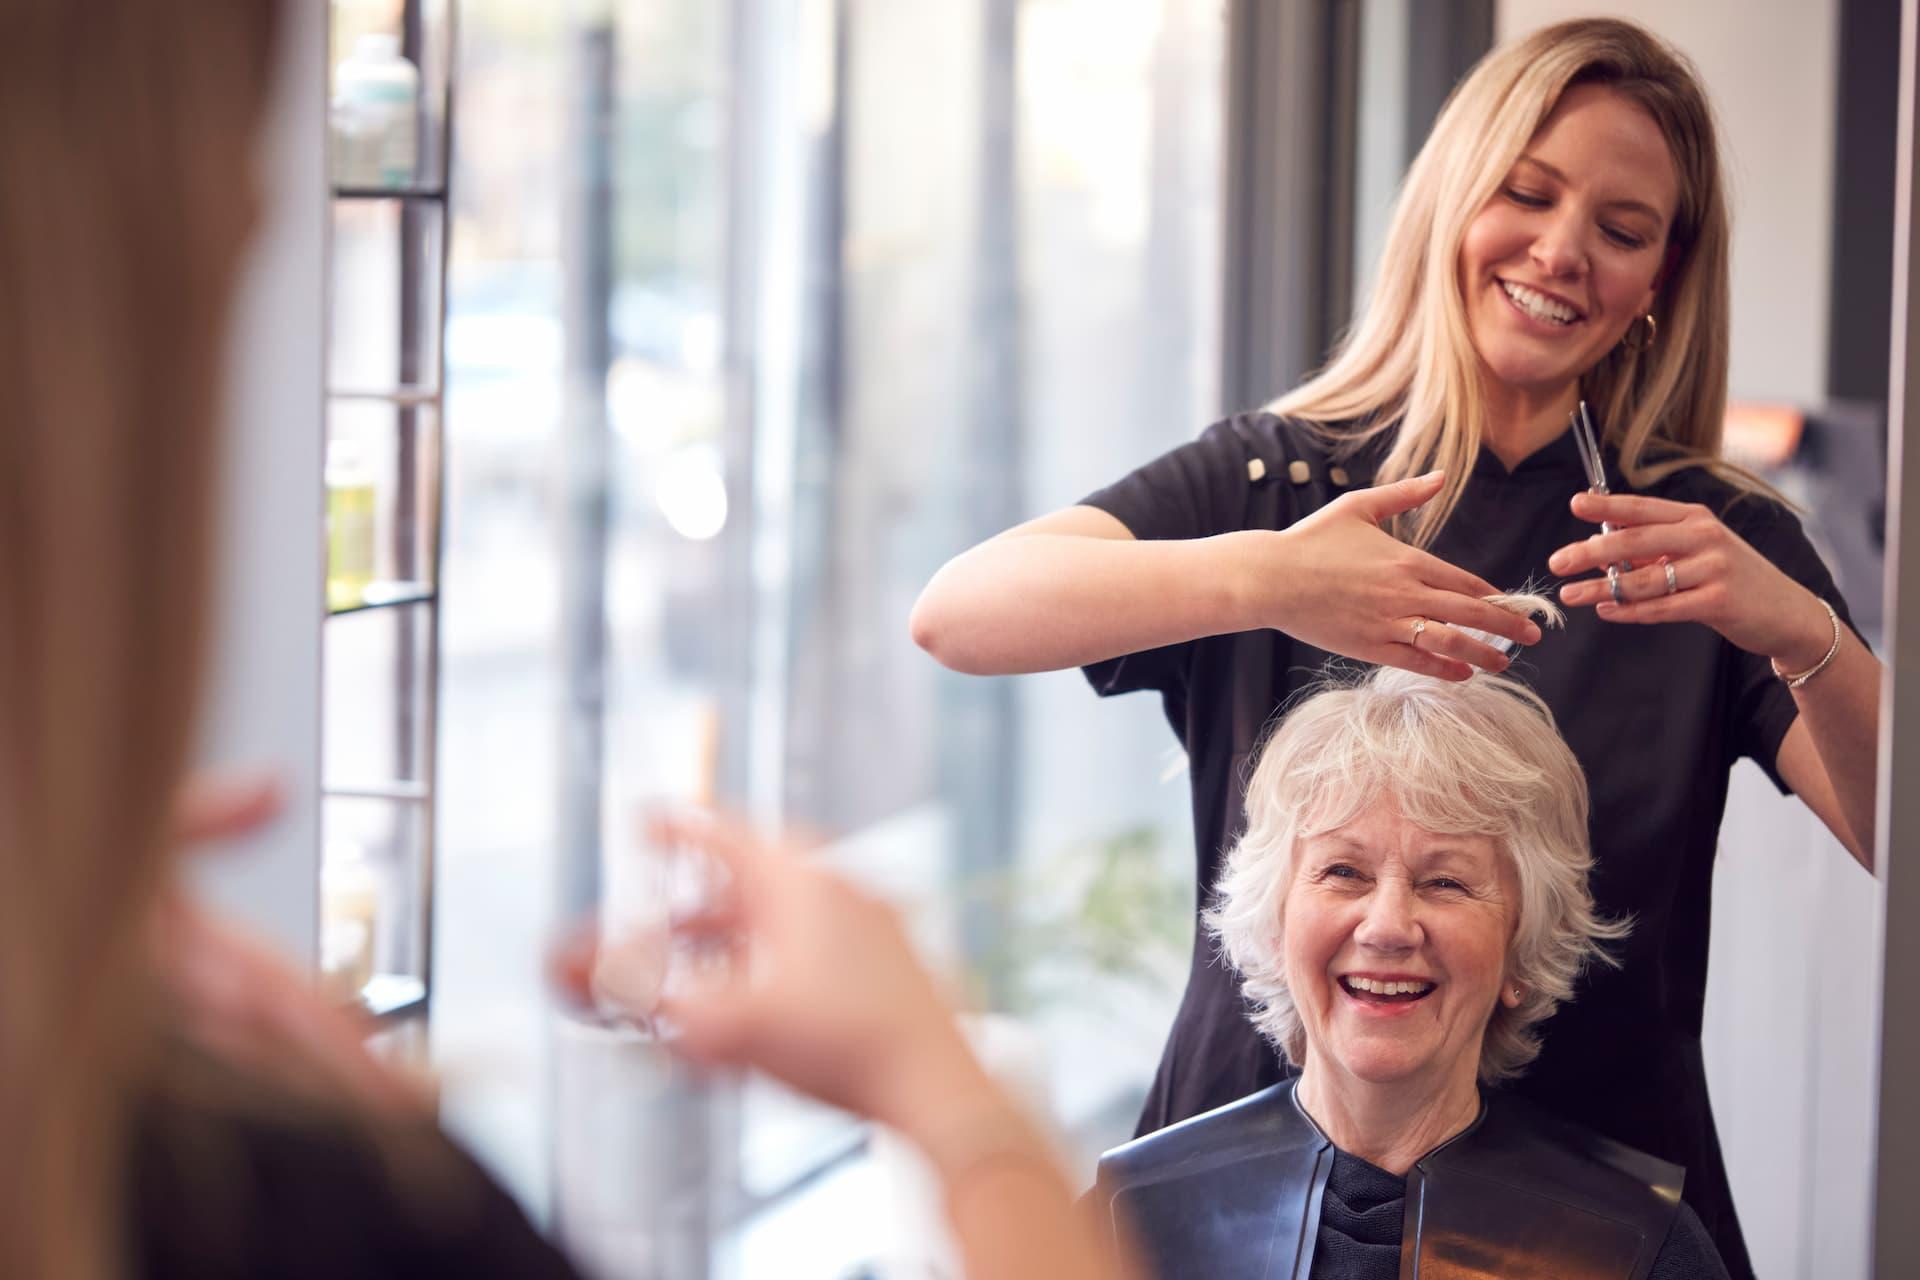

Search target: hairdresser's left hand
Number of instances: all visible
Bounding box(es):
[1548,492,1834,670]
[159,768,433,1115]
[593,809,1000,1133]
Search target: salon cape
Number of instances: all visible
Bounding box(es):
[1093,1080,1684,1280]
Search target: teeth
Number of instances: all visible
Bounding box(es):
[1501,280,1578,325]
[1344,976,1434,996]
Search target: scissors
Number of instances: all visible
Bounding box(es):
[1568,399,1632,604]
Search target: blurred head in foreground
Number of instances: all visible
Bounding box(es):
[0,4,281,1275]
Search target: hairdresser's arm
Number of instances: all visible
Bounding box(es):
[615,812,1138,1280]
[910,472,1539,680]
[1772,626,1880,872]
[910,505,1260,673]
[162,770,435,1111]
[881,1056,1139,1280]
[1552,492,1880,871]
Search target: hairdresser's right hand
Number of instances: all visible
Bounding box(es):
[642,811,1002,1131]
[1246,470,1539,679]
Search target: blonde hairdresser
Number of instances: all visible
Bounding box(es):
[0,3,1128,1279]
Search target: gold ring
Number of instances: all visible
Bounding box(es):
[1410,617,1428,645]
[1663,559,1679,596]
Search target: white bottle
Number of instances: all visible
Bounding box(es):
[320,839,379,1002]
[332,33,420,188]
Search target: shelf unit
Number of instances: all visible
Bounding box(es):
[321,0,456,1025]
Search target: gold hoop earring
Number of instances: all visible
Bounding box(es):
[1621,312,1658,353]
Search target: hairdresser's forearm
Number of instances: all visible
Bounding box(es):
[910,531,1270,675]
[1790,633,1882,869]
[889,1061,1140,1280]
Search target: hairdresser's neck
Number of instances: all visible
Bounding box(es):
[1480,374,1580,472]
[1293,1053,1482,1177]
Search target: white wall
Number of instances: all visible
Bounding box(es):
[190,2,327,964]
[1494,6,1869,1276]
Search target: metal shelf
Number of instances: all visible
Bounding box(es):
[333,184,448,202]
[324,780,431,804]
[330,386,442,407]
[327,583,436,617]
[322,0,456,1040]
[360,973,429,1022]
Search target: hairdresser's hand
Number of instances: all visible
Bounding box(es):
[1256,470,1543,679]
[632,810,1001,1131]
[156,896,433,1113]
[1550,492,1835,668]
[171,768,287,846]
[161,768,432,1115]
[568,814,1135,1280]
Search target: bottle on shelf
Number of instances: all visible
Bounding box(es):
[326,439,377,611]
[321,838,379,1003]
[330,33,421,189]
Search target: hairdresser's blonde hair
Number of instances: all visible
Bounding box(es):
[1204,616,1627,1084]
[1272,17,1753,547]
[0,5,280,1276]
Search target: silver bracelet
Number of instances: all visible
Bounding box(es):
[1772,598,1842,690]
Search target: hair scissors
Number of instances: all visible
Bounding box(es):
[1569,400,1630,603]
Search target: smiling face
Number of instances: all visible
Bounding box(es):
[1458,82,1680,405]
[1284,800,1520,1094]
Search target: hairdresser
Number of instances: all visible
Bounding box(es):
[910,20,1877,1277]
[0,4,1120,1278]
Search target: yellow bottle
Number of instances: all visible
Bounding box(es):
[326,439,376,611]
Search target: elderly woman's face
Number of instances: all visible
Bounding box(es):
[1457,83,1679,400]
[1284,801,1519,1091]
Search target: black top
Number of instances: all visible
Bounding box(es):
[131,1076,580,1279]
[1080,414,1856,1280]
[1309,1150,1403,1280]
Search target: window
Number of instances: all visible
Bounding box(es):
[430,3,1223,1271]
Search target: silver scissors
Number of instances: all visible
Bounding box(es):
[1569,399,1631,603]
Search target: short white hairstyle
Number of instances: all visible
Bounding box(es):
[1204,601,1627,1084]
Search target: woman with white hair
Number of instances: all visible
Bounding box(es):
[1093,662,1728,1278]
[913,17,1876,1273]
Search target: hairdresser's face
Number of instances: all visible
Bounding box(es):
[1458,84,1678,403]
[1285,801,1519,1094]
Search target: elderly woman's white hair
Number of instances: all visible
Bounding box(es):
[1204,596,1627,1083]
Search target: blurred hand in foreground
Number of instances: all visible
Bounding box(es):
[653,810,996,1130]
[555,808,1133,1280]
[159,768,430,1114]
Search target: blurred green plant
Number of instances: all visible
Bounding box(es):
[960,823,1191,1017]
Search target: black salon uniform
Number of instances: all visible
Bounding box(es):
[1080,413,1856,1280]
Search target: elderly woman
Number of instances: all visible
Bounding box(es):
[1093,658,1729,1278]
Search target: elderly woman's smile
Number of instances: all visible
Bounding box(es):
[1287,805,1519,1092]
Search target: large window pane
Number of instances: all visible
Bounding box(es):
[430,3,1222,1275]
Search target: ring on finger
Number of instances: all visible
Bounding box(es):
[1607,564,1625,605]
[1410,617,1428,646]
[1662,557,1679,597]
